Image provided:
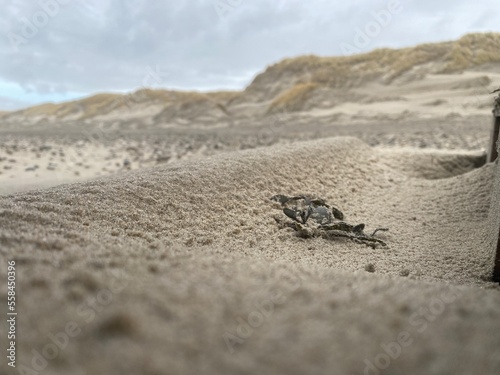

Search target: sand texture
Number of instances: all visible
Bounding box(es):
[1,137,499,375]
[1,32,500,375]
[0,115,491,195]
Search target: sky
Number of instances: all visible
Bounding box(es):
[0,0,499,111]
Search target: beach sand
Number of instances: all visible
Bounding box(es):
[1,135,499,375]
[2,33,500,375]
[0,114,490,195]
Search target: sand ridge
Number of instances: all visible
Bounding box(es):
[1,136,499,374]
[1,137,494,284]
[0,114,491,195]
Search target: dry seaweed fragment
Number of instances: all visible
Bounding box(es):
[271,194,388,249]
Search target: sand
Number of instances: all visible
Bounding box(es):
[2,34,500,374]
[0,114,491,195]
[1,135,499,375]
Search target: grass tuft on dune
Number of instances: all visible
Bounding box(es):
[267,83,319,113]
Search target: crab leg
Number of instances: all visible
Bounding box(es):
[371,228,389,236]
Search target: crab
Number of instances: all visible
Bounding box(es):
[270,194,388,249]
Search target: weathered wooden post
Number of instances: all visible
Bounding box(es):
[490,89,500,282]
[488,90,500,163]
[492,159,500,282]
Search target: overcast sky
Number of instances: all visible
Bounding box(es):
[0,0,499,110]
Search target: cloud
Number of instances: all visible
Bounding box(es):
[0,0,499,109]
[0,96,32,111]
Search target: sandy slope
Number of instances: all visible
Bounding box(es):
[0,114,491,196]
[1,137,499,375]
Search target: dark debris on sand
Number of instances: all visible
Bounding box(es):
[271,194,388,249]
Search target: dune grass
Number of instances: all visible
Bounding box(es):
[17,93,122,120]
[267,83,318,113]
[77,93,123,119]
[11,90,234,120]
[8,32,500,119]
[21,102,68,117]
[442,33,500,72]
[251,32,500,93]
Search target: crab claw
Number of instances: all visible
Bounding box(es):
[353,224,365,234]
[331,206,344,221]
[283,208,299,222]
[371,228,389,237]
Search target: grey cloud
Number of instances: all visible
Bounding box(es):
[0,0,499,105]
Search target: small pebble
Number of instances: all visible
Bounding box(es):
[365,263,376,273]
[400,269,410,277]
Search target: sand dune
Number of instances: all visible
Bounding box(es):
[1,137,499,374]
[2,33,500,129]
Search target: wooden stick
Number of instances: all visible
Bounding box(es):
[488,112,500,163]
[492,98,500,282]
[493,227,500,283]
